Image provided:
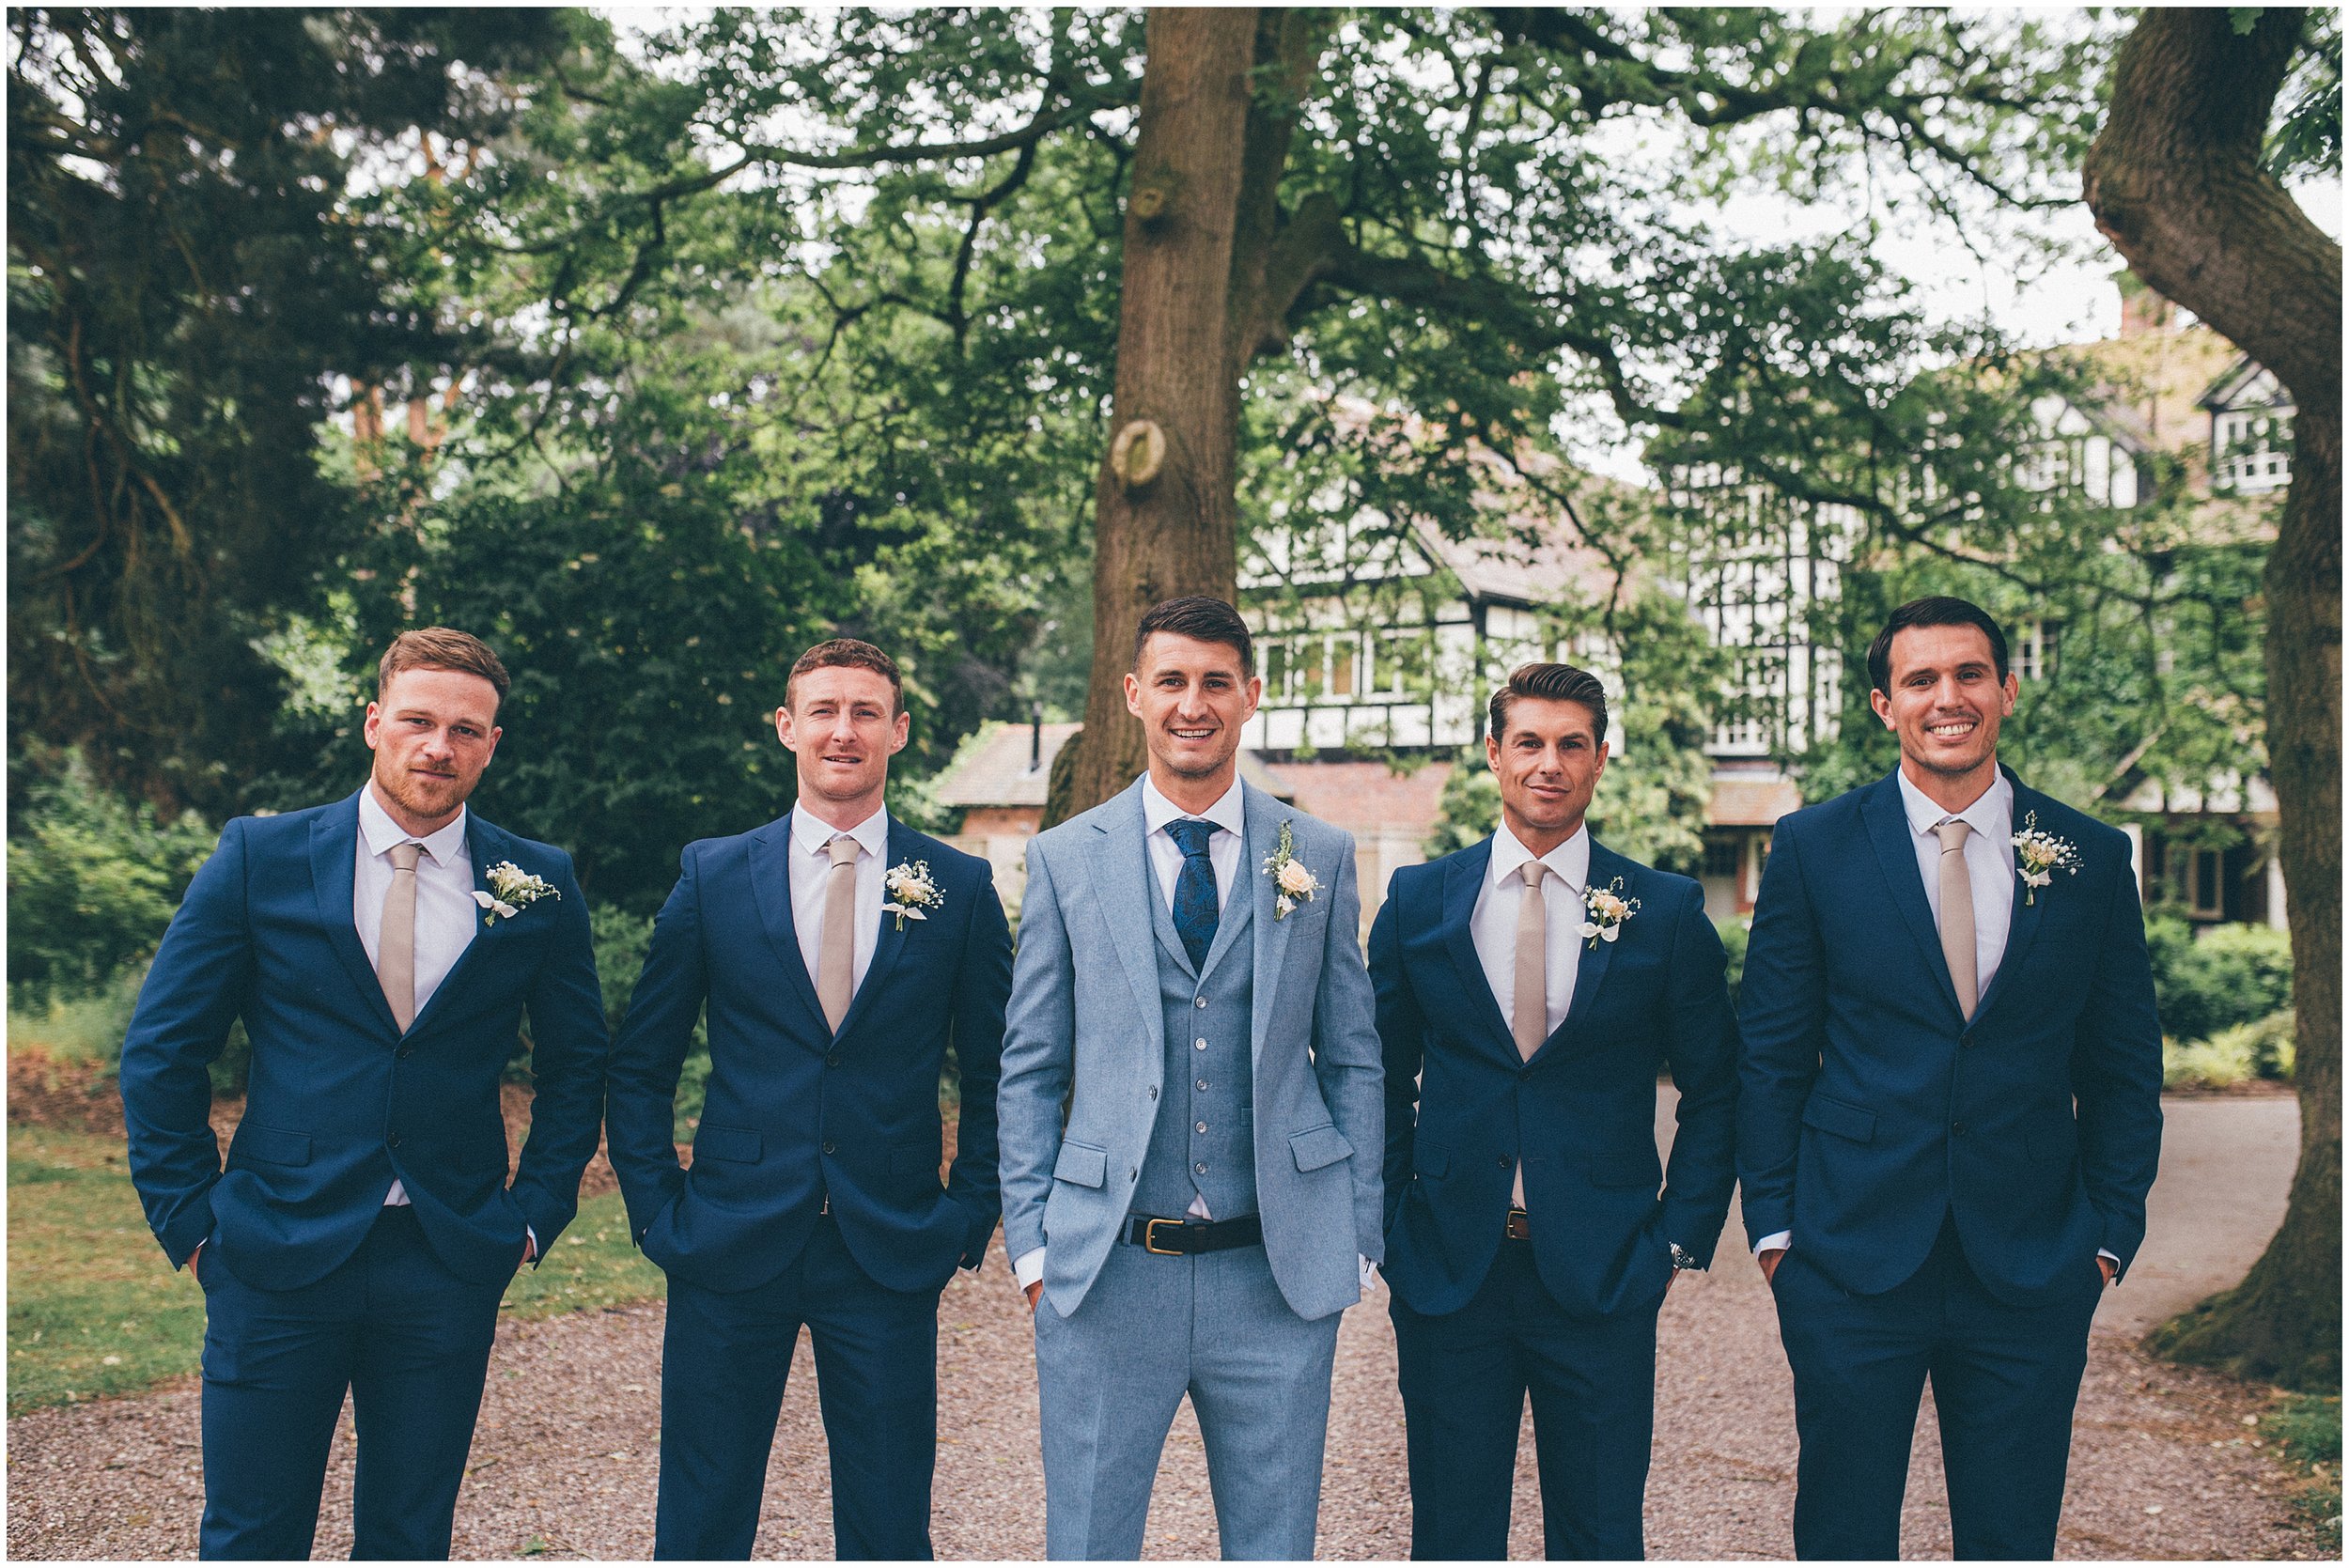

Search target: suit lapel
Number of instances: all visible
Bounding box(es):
[832,818,917,1043]
[1090,783,1168,1063]
[1974,768,2047,1023]
[311,792,401,1034]
[1862,772,1968,1021]
[1554,839,1628,1035]
[1242,785,1293,1065]
[749,812,833,1041]
[1440,839,1519,1064]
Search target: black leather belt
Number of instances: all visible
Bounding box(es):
[1124,1213,1264,1255]
[1504,1207,1532,1241]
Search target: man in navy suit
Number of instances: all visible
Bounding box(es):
[120,628,610,1560]
[1372,661,1738,1560]
[1737,597,2164,1559]
[604,638,1012,1560]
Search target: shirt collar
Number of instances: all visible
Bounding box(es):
[1489,820,1591,896]
[791,803,891,859]
[358,784,468,868]
[1896,767,2014,844]
[1141,771,1246,840]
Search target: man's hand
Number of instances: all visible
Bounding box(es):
[1024,1281,1042,1313]
[2097,1254,2117,1286]
[522,1236,537,1265]
[1759,1247,1786,1283]
[189,1241,205,1282]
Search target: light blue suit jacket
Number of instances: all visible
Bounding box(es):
[998,778,1384,1321]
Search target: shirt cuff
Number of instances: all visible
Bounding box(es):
[1359,1254,1378,1293]
[1013,1247,1046,1291]
[2098,1249,2120,1265]
[1752,1230,1792,1257]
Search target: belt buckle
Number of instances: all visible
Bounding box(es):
[1505,1207,1531,1241]
[1143,1218,1185,1256]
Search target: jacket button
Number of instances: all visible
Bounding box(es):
[1147,1086,1159,1099]
[1497,1156,1512,1169]
[1128,1168,1138,1181]
[387,1134,403,1149]
[396,1045,414,1059]
[1951,1122,1968,1136]
[821,1140,836,1156]
[1960,1032,1974,1049]
[1195,997,1208,1009]
[826,1052,841,1068]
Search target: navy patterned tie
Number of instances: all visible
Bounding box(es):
[1166,817,1221,971]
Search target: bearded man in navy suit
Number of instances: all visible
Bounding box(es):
[1737,597,2164,1559]
[120,628,610,1560]
[604,638,1012,1560]
[1372,661,1738,1560]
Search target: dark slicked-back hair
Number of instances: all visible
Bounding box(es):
[1488,661,1609,746]
[378,628,510,706]
[1866,597,2010,695]
[1132,595,1253,675]
[787,638,904,714]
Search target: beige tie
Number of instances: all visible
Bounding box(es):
[379,843,422,1032]
[817,834,861,1032]
[1936,819,1978,1019]
[1511,861,1550,1210]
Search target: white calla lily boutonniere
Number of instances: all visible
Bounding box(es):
[1263,818,1321,920]
[883,859,945,931]
[1577,876,1640,950]
[2011,812,2081,906]
[474,861,559,927]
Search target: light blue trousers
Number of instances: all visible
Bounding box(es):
[1034,1239,1343,1560]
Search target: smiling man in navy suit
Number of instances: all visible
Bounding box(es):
[1371,661,1738,1560]
[119,628,610,1560]
[603,637,1012,1560]
[1737,597,2164,1560]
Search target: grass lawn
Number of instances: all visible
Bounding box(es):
[8,1125,664,1417]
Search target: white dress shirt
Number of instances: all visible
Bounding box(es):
[1753,769,2113,1267]
[787,803,891,998]
[1014,774,1377,1297]
[1140,772,1244,913]
[355,786,477,1207]
[1471,822,1593,1042]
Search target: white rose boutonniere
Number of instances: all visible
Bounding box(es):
[2011,812,2081,906]
[1576,876,1641,951]
[1263,819,1321,920]
[883,860,945,931]
[474,862,559,927]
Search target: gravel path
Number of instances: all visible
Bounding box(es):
[8,1095,2321,1560]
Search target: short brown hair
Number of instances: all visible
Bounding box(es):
[378,628,510,706]
[786,638,903,713]
[1132,596,1253,675]
[1866,596,2010,695]
[1487,661,1609,745]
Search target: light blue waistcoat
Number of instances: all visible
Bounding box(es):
[1134,869,1258,1222]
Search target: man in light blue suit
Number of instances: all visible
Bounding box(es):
[999,596,1384,1560]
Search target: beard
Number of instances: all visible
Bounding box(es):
[375,759,472,822]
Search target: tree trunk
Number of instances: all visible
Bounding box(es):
[2085,7,2343,1391]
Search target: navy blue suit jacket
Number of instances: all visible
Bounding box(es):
[1372,835,1739,1320]
[119,792,611,1292]
[1735,767,2164,1303]
[603,811,1012,1296]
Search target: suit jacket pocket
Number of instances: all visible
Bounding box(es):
[1800,1094,1875,1144]
[691,1124,761,1164]
[1586,1141,1663,1189]
[232,1123,311,1168]
[1053,1141,1108,1188]
[1291,1124,1354,1172]
[1413,1140,1451,1179]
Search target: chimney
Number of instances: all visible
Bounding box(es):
[2118,272,2177,339]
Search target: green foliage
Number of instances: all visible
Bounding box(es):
[1423,753,1500,858]
[500,1201,668,1320]
[1719,917,1751,1012]
[2145,916,2295,1046]
[6,760,214,1007]
[2267,9,2341,178]
[7,966,148,1066]
[2164,1011,2296,1090]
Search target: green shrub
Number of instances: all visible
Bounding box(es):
[1718,917,1750,1011]
[1423,753,1499,858]
[7,762,216,1008]
[6,966,148,1064]
[2161,1011,2296,1090]
[2144,915,2294,1045]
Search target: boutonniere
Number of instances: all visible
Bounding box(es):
[474,861,559,927]
[1262,819,1321,920]
[2011,812,2081,906]
[883,859,944,931]
[1577,877,1640,950]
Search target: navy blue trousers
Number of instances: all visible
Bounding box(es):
[654,1215,941,1560]
[196,1205,511,1560]
[1392,1238,1661,1560]
[1772,1215,2106,1560]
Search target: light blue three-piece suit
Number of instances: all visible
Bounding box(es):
[998,778,1384,1560]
